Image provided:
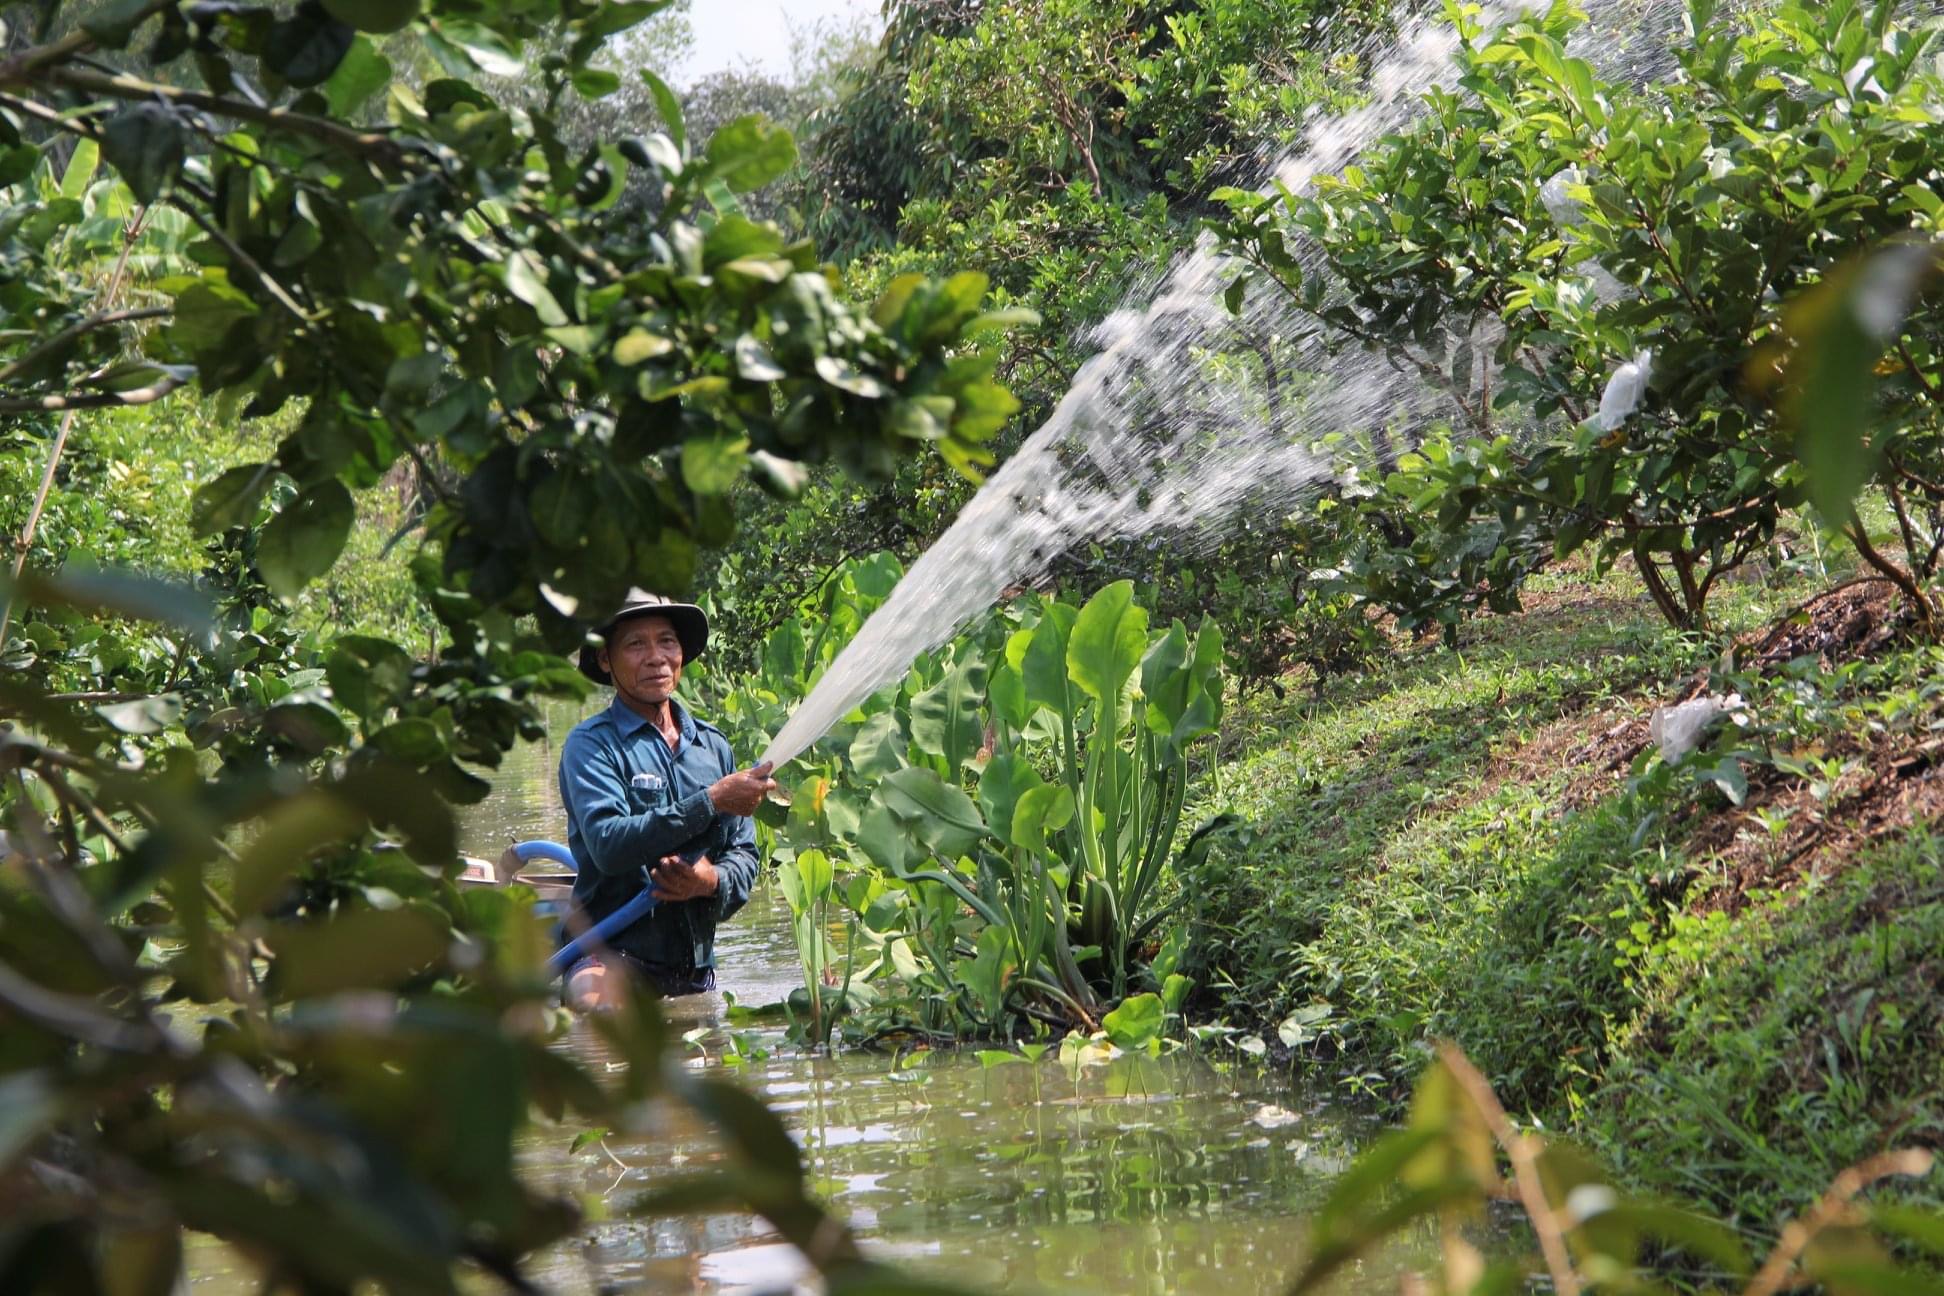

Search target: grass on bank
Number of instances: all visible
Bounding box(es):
[1178,534,1943,1232]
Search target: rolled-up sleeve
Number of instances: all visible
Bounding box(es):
[559,728,716,876]
[711,735,761,922]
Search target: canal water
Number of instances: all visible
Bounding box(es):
[451,704,1405,1296]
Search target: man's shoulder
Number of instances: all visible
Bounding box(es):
[683,710,736,753]
[562,706,621,750]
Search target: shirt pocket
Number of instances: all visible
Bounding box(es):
[625,769,673,812]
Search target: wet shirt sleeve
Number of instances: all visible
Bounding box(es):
[711,732,760,922]
[559,726,716,876]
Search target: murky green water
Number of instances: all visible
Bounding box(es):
[451,703,1402,1296]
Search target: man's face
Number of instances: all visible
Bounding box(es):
[599,614,684,704]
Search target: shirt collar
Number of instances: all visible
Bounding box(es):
[604,694,698,743]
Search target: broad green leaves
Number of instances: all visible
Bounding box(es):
[1101,992,1163,1050]
[1067,580,1148,715]
[909,648,987,773]
[321,0,422,33]
[732,570,1225,1038]
[99,110,185,203]
[257,482,355,599]
[706,115,798,194]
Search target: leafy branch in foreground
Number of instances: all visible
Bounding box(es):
[0,0,1030,636]
[1293,1042,1941,1296]
[0,1,1039,1289]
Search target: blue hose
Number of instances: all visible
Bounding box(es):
[519,838,686,978]
[511,839,576,869]
[546,882,658,977]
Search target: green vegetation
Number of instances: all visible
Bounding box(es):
[4,0,1943,1288]
[695,569,1222,1045]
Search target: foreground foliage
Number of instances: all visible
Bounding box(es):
[1303,1043,1942,1296]
[0,0,1029,1288]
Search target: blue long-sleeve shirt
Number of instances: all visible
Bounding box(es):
[557,696,759,971]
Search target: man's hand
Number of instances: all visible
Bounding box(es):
[651,853,719,902]
[707,761,777,816]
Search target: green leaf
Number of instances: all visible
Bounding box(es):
[0,145,40,188]
[1223,275,1247,315]
[1776,240,1938,522]
[1705,757,1748,806]
[1009,783,1074,854]
[81,0,155,48]
[503,250,568,327]
[97,693,183,735]
[908,648,986,773]
[264,1,356,88]
[232,792,366,914]
[1067,580,1148,711]
[640,68,686,155]
[976,752,1043,844]
[569,1127,610,1155]
[321,0,420,33]
[848,711,908,779]
[325,634,414,720]
[878,767,986,859]
[59,137,99,198]
[426,18,522,76]
[571,67,621,99]
[976,1049,1026,1069]
[1019,601,1076,719]
[323,36,393,117]
[1873,1205,1944,1259]
[1102,992,1164,1049]
[681,435,749,495]
[262,701,350,754]
[166,278,259,355]
[99,105,186,204]
[704,115,798,194]
[258,480,355,598]
[266,905,448,996]
[733,333,785,381]
[367,718,448,765]
[26,566,216,637]
[612,329,672,365]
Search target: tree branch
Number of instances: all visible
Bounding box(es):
[0,373,187,412]
[1436,1044,1582,1296]
[167,188,314,322]
[42,65,408,166]
[1744,1149,1935,1296]
[0,306,170,385]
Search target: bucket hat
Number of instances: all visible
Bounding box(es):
[578,589,709,685]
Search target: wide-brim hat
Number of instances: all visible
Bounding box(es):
[577,589,709,685]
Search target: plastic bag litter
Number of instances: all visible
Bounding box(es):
[1540,167,1585,227]
[1592,349,1654,432]
[1649,692,1745,760]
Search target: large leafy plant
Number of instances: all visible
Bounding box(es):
[715,568,1224,1041]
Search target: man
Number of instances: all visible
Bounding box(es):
[558,590,777,1009]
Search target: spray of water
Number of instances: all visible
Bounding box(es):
[758,0,1673,770]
